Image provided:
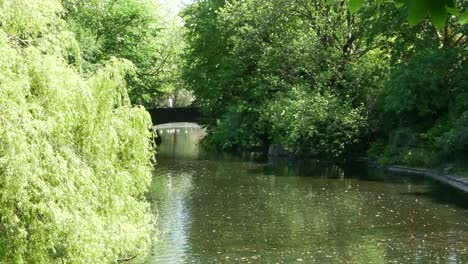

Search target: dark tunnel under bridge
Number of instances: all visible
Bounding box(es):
[147,107,202,126]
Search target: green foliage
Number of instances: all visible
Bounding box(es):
[183,0,390,158]
[202,109,268,151]
[460,11,468,24]
[436,111,468,159]
[184,0,467,168]
[383,49,463,119]
[64,0,185,107]
[0,0,154,262]
[374,46,467,167]
[350,0,366,13]
[265,89,368,158]
[350,0,467,29]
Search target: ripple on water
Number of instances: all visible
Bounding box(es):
[145,126,468,263]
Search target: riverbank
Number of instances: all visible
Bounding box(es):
[388,166,468,193]
[215,145,468,194]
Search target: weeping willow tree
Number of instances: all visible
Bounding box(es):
[0,0,155,262]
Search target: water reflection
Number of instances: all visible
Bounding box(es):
[146,124,468,263]
[146,168,194,263]
[154,122,206,160]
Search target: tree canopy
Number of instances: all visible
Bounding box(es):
[64,0,186,107]
[182,0,467,167]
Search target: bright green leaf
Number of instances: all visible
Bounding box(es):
[459,11,468,24]
[428,0,448,29]
[394,0,406,8]
[349,0,366,13]
[446,6,459,16]
[408,0,429,27]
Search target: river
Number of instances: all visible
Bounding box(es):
[145,123,468,263]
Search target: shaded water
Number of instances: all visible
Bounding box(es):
[146,123,468,263]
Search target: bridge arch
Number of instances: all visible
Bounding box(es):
[147,107,201,125]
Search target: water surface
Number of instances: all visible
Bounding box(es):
[146,123,468,263]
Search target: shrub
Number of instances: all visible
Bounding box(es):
[437,111,468,160]
[264,88,368,159]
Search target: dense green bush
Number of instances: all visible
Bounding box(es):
[201,109,268,151]
[374,47,468,167]
[437,111,468,159]
[0,1,154,262]
[383,49,465,122]
[265,88,367,158]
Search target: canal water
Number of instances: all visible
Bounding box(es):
[145,123,468,263]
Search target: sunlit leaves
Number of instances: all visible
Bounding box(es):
[265,89,367,158]
[407,0,450,28]
[183,0,391,156]
[0,0,154,262]
[349,0,366,13]
[65,0,183,107]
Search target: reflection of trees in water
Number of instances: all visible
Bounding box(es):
[264,157,346,178]
[155,123,206,159]
[146,164,194,263]
[181,161,468,263]
[146,153,468,263]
